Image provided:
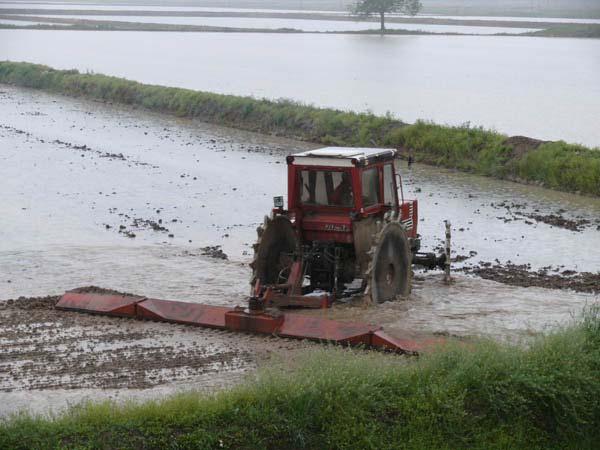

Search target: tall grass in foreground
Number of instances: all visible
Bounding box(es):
[0,61,599,196]
[1,307,599,450]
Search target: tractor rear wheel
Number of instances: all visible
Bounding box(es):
[249,215,297,289]
[365,220,411,303]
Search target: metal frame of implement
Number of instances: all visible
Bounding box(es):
[56,291,426,354]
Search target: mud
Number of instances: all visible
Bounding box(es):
[200,245,229,260]
[68,285,140,296]
[104,208,178,239]
[489,201,596,232]
[503,135,545,158]
[0,292,316,414]
[520,212,591,232]
[0,295,60,310]
[463,263,600,294]
[132,218,169,232]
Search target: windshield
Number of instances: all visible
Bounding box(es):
[299,170,354,207]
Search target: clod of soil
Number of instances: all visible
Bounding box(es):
[201,245,228,260]
[0,295,60,310]
[490,200,594,232]
[521,212,590,232]
[68,286,141,297]
[132,218,170,232]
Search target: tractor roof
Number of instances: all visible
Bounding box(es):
[289,147,396,167]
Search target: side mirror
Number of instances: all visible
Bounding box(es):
[273,196,284,209]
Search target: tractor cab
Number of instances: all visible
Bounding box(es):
[288,147,399,210]
[285,147,418,246]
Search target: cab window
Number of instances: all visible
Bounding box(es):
[383,164,396,206]
[361,168,380,207]
[299,170,354,207]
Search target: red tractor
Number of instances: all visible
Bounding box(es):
[250,147,443,307]
[55,147,445,354]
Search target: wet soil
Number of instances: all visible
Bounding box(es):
[520,212,592,232]
[200,245,229,260]
[68,286,140,296]
[0,292,314,397]
[462,263,600,294]
[1,295,60,310]
[503,135,545,159]
[489,201,596,231]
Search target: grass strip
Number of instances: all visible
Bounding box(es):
[1,307,599,449]
[527,24,600,38]
[1,61,599,196]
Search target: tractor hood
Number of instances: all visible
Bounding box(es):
[301,212,354,244]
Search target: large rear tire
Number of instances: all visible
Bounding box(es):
[365,221,411,303]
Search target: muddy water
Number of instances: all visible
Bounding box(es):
[405,162,600,272]
[1,85,598,341]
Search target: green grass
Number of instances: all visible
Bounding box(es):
[1,307,599,449]
[517,141,600,194]
[1,61,599,196]
[528,24,600,38]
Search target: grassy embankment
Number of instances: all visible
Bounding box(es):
[1,308,599,449]
[1,61,599,196]
[528,24,600,38]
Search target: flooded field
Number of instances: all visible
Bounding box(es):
[0,86,598,416]
[1,30,598,147]
[1,85,598,314]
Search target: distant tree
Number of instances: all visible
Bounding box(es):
[353,0,422,32]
